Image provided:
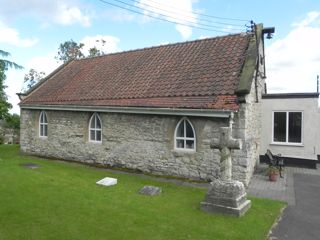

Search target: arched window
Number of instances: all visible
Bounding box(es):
[39,111,48,137]
[174,118,196,151]
[89,113,102,142]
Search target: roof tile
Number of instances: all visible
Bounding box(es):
[21,33,251,110]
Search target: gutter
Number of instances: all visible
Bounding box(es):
[20,104,233,118]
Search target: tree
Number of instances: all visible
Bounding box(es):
[23,69,46,92]
[56,39,107,62]
[55,40,85,63]
[0,50,23,70]
[0,50,22,120]
[88,39,106,58]
[88,47,102,58]
[4,113,20,130]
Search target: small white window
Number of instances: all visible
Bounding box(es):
[89,113,102,143]
[39,111,48,137]
[174,118,196,151]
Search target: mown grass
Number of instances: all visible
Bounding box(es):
[0,145,284,240]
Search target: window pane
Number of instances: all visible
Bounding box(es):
[96,116,101,129]
[96,131,102,141]
[90,115,95,128]
[90,130,95,141]
[186,121,194,138]
[176,140,184,148]
[289,112,302,143]
[176,121,184,137]
[186,140,194,149]
[40,125,44,136]
[44,125,48,136]
[273,112,286,142]
[43,113,47,123]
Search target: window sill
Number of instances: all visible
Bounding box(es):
[88,141,102,144]
[39,136,48,139]
[171,149,196,157]
[270,142,304,147]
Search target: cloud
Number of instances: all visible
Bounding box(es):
[26,53,60,75]
[266,11,320,93]
[0,21,38,47]
[54,2,91,27]
[80,35,121,55]
[0,0,91,27]
[292,11,320,28]
[136,0,197,39]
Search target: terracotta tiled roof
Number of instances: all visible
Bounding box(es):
[21,33,252,111]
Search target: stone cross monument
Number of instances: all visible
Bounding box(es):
[201,126,251,217]
[211,127,242,181]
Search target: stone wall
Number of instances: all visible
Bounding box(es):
[232,40,265,185]
[21,109,231,181]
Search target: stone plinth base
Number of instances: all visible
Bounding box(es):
[201,179,251,217]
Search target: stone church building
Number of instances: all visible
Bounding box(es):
[19,25,269,185]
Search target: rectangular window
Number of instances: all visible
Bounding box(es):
[273,111,302,144]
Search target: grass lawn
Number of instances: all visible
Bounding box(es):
[0,145,285,240]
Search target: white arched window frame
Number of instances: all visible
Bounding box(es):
[39,111,48,137]
[89,113,102,143]
[174,118,196,151]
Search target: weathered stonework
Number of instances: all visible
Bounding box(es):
[21,110,230,181]
[232,42,265,185]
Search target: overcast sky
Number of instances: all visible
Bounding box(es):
[1,0,320,114]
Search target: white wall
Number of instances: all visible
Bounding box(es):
[260,95,319,160]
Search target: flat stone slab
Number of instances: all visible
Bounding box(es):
[20,163,40,169]
[139,186,162,196]
[96,177,117,187]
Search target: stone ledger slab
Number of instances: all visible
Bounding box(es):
[139,186,162,196]
[96,177,117,187]
[201,179,251,217]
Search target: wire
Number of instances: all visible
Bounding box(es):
[127,0,246,28]
[128,0,250,22]
[113,0,245,31]
[98,0,246,33]
[108,0,244,31]
[112,0,246,31]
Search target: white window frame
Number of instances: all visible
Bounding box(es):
[272,111,303,146]
[89,113,102,143]
[174,117,196,151]
[39,111,48,138]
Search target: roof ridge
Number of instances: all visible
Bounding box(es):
[75,32,250,62]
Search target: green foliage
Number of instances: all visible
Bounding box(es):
[23,69,46,92]
[0,145,285,240]
[268,165,279,175]
[88,46,102,57]
[88,39,106,57]
[0,50,23,70]
[0,61,11,120]
[0,100,12,120]
[55,39,85,63]
[0,50,22,120]
[4,113,20,130]
[56,39,107,63]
